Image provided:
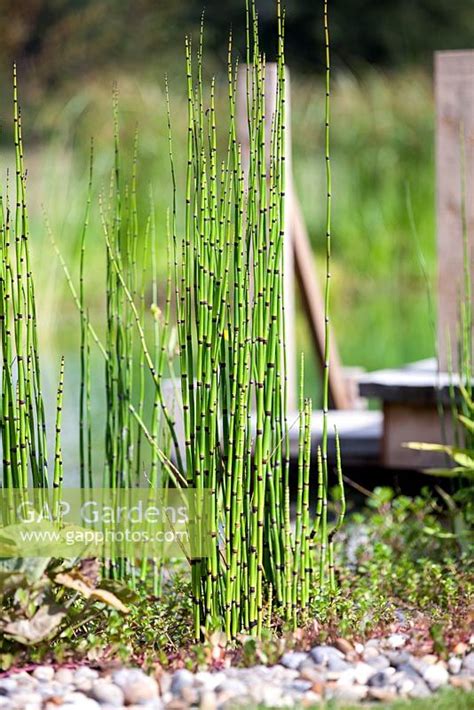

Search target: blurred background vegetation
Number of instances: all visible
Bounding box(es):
[1,0,472,461]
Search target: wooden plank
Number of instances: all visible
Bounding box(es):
[358,362,465,405]
[382,402,453,469]
[270,409,382,464]
[435,51,474,369]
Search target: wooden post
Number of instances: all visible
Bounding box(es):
[291,189,354,409]
[435,51,474,370]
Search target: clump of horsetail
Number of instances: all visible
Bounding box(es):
[0,67,53,490]
[164,0,341,638]
[53,89,181,585]
[47,0,345,630]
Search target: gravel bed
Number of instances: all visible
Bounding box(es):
[0,637,472,709]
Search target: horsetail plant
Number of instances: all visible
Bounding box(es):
[11,0,346,637]
[162,0,341,637]
[0,67,50,490]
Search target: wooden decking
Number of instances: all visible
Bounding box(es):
[358,358,462,469]
[358,358,462,405]
[286,410,382,467]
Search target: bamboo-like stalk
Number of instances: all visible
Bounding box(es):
[318,0,332,590]
[52,357,65,521]
[328,429,345,592]
[79,141,94,490]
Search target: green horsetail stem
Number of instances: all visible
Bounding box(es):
[79,141,94,490]
[328,428,345,592]
[316,0,333,589]
[52,356,65,521]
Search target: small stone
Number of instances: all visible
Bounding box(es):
[367,687,397,702]
[361,646,378,660]
[9,691,42,710]
[279,652,308,671]
[90,678,125,706]
[450,676,473,691]
[448,656,463,675]
[164,700,187,710]
[327,656,351,673]
[329,684,368,702]
[32,666,55,683]
[14,672,37,687]
[462,652,474,674]
[194,671,225,691]
[74,668,99,683]
[61,691,102,709]
[309,645,343,667]
[55,668,74,685]
[365,638,380,648]
[422,663,449,690]
[113,669,158,704]
[421,654,438,665]
[288,679,313,693]
[367,669,395,688]
[170,669,195,696]
[36,682,68,699]
[74,679,94,693]
[393,673,415,695]
[157,672,172,696]
[365,655,391,671]
[408,680,431,699]
[454,642,468,656]
[386,651,412,667]
[397,662,423,679]
[0,678,18,694]
[353,662,376,685]
[301,691,322,706]
[334,668,357,684]
[298,664,325,693]
[199,689,217,710]
[334,638,355,656]
[387,633,407,650]
[181,686,199,705]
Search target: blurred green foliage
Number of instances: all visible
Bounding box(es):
[0,0,445,420]
[1,0,473,93]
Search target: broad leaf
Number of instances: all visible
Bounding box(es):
[55,572,128,613]
[2,603,66,645]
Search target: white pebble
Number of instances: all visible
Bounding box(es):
[448,656,462,675]
[387,634,407,650]
[32,666,55,683]
[422,663,449,690]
